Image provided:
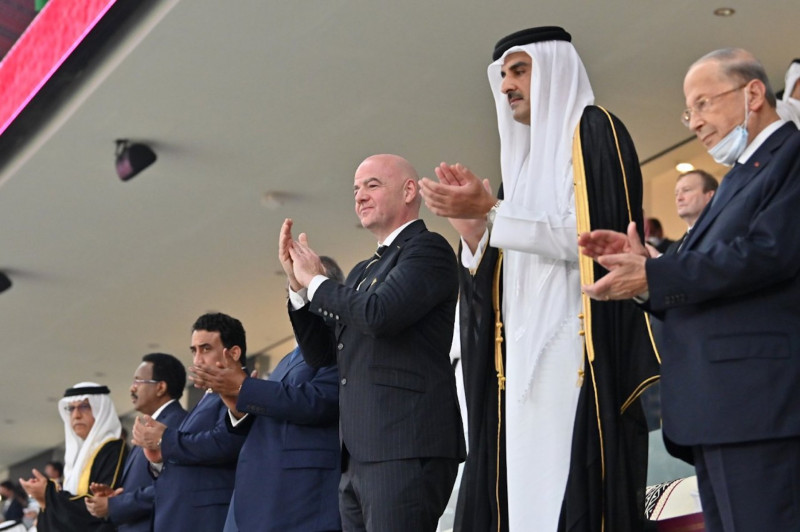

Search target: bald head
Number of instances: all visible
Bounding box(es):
[353,154,421,241]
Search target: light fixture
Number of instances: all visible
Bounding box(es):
[713,7,735,16]
[115,139,157,181]
[676,162,695,173]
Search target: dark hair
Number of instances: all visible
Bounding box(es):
[678,169,718,193]
[142,352,187,400]
[698,48,777,107]
[320,255,345,283]
[45,460,63,477]
[646,218,663,233]
[1,479,27,503]
[191,313,247,366]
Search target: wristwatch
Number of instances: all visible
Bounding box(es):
[486,199,503,230]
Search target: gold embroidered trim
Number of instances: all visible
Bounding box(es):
[493,249,505,532]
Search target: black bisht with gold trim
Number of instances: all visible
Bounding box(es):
[563,105,661,532]
[452,105,660,532]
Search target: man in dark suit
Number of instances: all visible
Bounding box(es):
[191,256,345,532]
[85,353,187,531]
[280,154,466,531]
[132,313,247,531]
[668,169,718,254]
[579,48,800,531]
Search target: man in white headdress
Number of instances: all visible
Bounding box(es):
[420,26,658,531]
[777,58,800,126]
[20,383,126,532]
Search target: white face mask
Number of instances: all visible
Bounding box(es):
[708,91,749,166]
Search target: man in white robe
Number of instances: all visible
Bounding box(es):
[420,26,657,532]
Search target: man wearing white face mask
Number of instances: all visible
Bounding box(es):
[777,58,800,126]
[578,48,800,532]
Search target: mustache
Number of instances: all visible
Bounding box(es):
[507,91,523,102]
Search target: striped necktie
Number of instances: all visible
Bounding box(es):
[356,245,387,291]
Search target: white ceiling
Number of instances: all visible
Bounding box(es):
[0,0,797,472]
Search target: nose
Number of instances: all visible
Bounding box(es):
[130,382,137,394]
[500,76,515,95]
[354,187,367,203]
[688,112,704,134]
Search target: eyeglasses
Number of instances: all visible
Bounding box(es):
[132,378,160,386]
[64,403,92,414]
[681,84,747,127]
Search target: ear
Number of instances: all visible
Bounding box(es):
[746,79,768,112]
[227,345,242,362]
[403,179,418,204]
[155,380,168,397]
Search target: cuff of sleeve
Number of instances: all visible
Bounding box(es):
[633,290,650,304]
[228,410,248,426]
[288,286,308,310]
[461,230,489,269]
[307,275,328,300]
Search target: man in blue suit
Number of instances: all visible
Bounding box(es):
[191,256,345,532]
[281,154,465,531]
[132,313,247,531]
[579,48,800,531]
[85,353,187,531]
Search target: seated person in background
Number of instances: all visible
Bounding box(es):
[20,383,127,532]
[43,463,62,488]
[645,217,674,254]
[1,480,27,523]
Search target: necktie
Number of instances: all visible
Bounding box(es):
[675,230,690,253]
[356,245,387,291]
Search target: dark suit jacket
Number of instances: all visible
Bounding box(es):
[152,393,245,531]
[646,122,800,447]
[290,220,466,463]
[228,347,340,531]
[107,401,187,532]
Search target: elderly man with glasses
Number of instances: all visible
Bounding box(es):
[20,383,128,532]
[580,48,800,532]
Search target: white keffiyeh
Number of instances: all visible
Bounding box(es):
[58,382,121,495]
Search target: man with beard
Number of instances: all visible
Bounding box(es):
[420,26,658,531]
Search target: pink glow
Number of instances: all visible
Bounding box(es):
[0,0,118,137]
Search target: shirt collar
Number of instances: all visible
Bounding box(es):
[150,399,176,421]
[378,219,417,247]
[739,119,784,164]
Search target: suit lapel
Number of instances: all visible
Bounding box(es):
[271,348,303,381]
[335,220,427,340]
[120,445,142,482]
[180,392,213,430]
[359,220,426,293]
[684,123,793,251]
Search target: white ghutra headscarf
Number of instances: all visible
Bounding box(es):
[58,382,121,495]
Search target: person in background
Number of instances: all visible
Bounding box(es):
[42,463,62,489]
